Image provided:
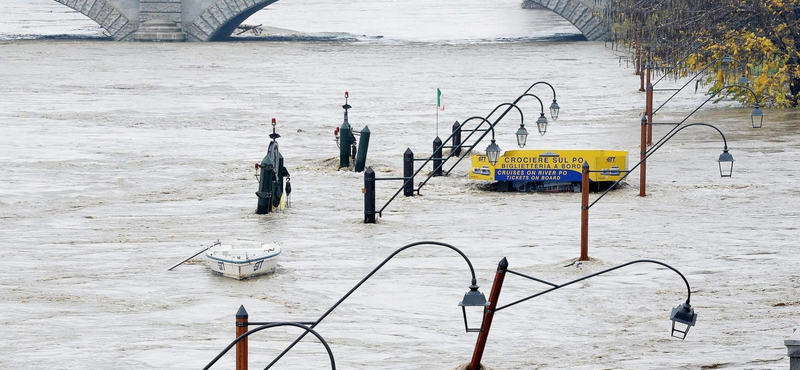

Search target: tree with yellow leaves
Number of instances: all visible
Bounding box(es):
[606,0,800,107]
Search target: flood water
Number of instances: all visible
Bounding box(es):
[1,1,799,370]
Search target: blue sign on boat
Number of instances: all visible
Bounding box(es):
[494,169,581,182]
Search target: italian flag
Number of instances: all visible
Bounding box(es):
[437,88,445,111]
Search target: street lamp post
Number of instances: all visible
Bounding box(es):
[523,81,560,121]
[218,241,488,370]
[467,258,696,370]
[645,55,760,146]
[437,82,560,178]
[640,84,762,196]
[479,94,548,165]
[580,123,734,261]
[467,258,508,368]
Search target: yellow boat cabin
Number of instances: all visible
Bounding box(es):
[469,149,629,192]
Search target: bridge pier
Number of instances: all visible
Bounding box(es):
[134,19,186,41]
[134,0,186,41]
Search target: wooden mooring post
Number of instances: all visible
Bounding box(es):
[236,305,249,370]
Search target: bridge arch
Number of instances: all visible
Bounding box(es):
[525,0,609,41]
[52,0,137,41]
[184,0,279,41]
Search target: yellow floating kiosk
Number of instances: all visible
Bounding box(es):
[469,149,629,192]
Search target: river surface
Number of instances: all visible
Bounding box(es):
[1,1,799,370]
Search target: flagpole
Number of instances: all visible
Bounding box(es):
[436,98,439,137]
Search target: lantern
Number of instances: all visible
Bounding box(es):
[485,140,501,166]
[536,113,548,136]
[458,284,488,333]
[515,124,529,148]
[669,302,697,340]
[718,149,734,177]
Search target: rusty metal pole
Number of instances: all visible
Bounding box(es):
[236,305,248,370]
[468,257,509,370]
[639,116,647,197]
[580,162,590,261]
[646,67,653,146]
[637,36,645,92]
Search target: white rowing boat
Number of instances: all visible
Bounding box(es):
[205,242,281,280]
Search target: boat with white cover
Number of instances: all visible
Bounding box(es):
[205,242,281,280]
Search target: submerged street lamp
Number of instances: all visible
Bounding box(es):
[515,124,529,148]
[645,53,763,146]
[722,55,734,64]
[213,241,486,370]
[738,73,750,85]
[641,84,761,196]
[751,104,764,128]
[459,284,489,333]
[718,149,735,177]
[536,113,548,135]
[582,122,734,261]
[670,302,698,339]
[466,258,698,370]
[549,99,560,121]
[521,81,560,121]
[485,140,502,166]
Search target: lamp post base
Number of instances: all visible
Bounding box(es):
[455,363,491,370]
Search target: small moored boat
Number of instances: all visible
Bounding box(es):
[205,242,281,280]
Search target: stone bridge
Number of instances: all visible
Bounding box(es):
[52,0,609,42]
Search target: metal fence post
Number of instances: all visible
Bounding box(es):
[355,126,371,172]
[432,136,443,177]
[580,162,590,261]
[236,305,248,370]
[452,121,462,157]
[339,117,352,169]
[468,257,508,370]
[403,148,414,197]
[364,167,376,223]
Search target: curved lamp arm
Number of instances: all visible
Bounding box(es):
[263,241,479,370]
[517,93,545,114]
[591,122,728,208]
[452,115,494,141]
[652,56,750,115]
[442,104,527,176]
[652,53,736,88]
[495,259,692,312]
[522,81,557,101]
[378,115,494,215]
[483,103,524,141]
[650,33,740,87]
[204,322,336,370]
[648,84,757,154]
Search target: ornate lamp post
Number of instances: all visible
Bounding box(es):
[645,55,760,145]
[480,92,551,165]
[467,258,697,370]
[521,81,560,121]
[640,84,761,196]
[210,241,488,370]
[581,123,733,261]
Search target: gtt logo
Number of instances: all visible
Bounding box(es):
[606,157,616,162]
